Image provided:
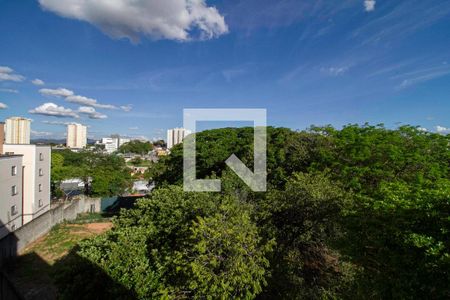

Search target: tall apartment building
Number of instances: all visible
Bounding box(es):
[0,151,24,239]
[167,128,191,149]
[5,117,31,144]
[66,123,87,149]
[3,144,51,224]
[0,122,4,154]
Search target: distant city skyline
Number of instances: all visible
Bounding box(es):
[1,1,450,139]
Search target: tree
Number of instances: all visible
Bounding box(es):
[119,140,153,155]
[57,186,272,299]
[259,172,354,299]
[51,150,132,197]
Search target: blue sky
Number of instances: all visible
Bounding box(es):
[0,0,449,140]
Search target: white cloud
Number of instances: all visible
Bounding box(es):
[435,125,450,134]
[38,0,228,42]
[364,0,376,12]
[0,88,19,93]
[67,95,116,109]
[31,130,54,137]
[39,88,74,97]
[129,126,139,130]
[29,102,79,118]
[78,106,108,119]
[0,66,25,82]
[0,102,8,109]
[120,105,133,112]
[42,120,71,126]
[321,66,349,76]
[40,87,121,110]
[32,78,45,86]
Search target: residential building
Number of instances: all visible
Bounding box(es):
[5,117,31,144]
[119,137,130,147]
[0,122,4,154]
[3,144,51,224]
[66,123,87,149]
[0,154,23,239]
[167,128,191,149]
[97,136,131,153]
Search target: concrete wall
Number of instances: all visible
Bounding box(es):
[0,196,101,267]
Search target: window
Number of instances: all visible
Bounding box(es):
[11,185,18,196]
[39,168,44,176]
[39,184,42,192]
[39,199,43,207]
[11,205,18,216]
[39,153,44,161]
[11,166,17,176]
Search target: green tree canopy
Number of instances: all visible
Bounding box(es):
[119,140,153,155]
[56,186,272,299]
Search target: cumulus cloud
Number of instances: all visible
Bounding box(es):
[67,95,116,109]
[435,125,450,134]
[39,87,130,111]
[32,78,45,86]
[39,88,74,97]
[0,66,25,82]
[29,102,79,118]
[38,0,228,42]
[78,106,108,119]
[0,88,19,93]
[0,102,8,109]
[364,0,376,12]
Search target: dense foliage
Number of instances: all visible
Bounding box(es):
[58,125,450,299]
[51,150,132,197]
[57,186,272,299]
[119,140,153,155]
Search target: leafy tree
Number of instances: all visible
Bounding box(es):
[51,150,132,197]
[56,125,450,299]
[119,140,153,155]
[259,172,354,299]
[57,186,272,299]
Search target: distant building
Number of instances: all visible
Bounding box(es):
[66,123,87,149]
[167,128,191,149]
[5,117,31,144]
[98,136,131,154]
[3,144,51,224]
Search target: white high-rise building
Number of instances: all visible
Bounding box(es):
[167,128,191,149]
[5,117,31,144]
[66,123,87,149]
